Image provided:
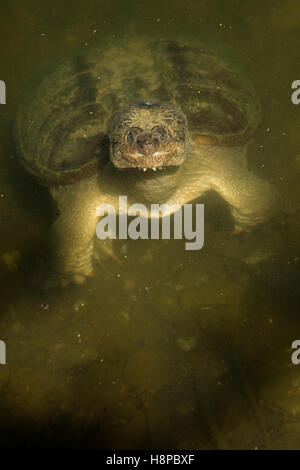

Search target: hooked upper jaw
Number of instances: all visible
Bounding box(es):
[110,102,188,170]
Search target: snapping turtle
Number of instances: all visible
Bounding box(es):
[17,39,274,285]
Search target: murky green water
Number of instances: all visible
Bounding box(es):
[1,0,300,449]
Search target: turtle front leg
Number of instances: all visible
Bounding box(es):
[48,175,122,286]
[163,143,275,232]
[211,169,275,233]
[202,147,275,232]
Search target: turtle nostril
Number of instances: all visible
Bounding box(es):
[142,140,152,148]
[138,138,154,154]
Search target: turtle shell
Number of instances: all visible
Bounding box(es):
[157,41,262,146]
[17,39,261,185]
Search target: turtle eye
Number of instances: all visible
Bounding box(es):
[151,126,170,141]
[126,127,142,144]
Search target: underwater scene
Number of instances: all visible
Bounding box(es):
[1,0,300,450]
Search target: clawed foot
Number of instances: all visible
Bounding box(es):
[30,265,89,291]
[47,271,88,288]
[30,240,123,290]
[232,225,244,235]
[232,222,252,235]
[48,240,123,288]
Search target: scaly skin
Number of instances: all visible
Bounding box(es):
[49,175,123,285]
[48,140,274,284]
[164,141,275,232]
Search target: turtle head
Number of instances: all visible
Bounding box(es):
[110,102,187,171]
